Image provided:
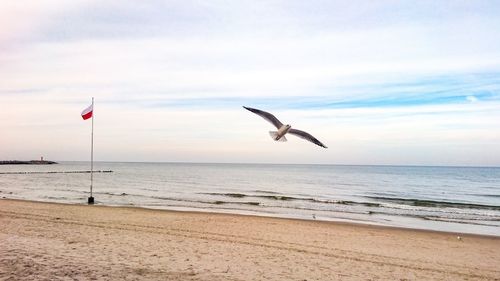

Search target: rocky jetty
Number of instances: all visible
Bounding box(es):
[0,160,58,165]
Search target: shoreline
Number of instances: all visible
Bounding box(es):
[1,198,499,280]
[32,199,500,238]
[4,197,500,239]
[4,198,499,238]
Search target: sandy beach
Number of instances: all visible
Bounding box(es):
[0,199,499,280]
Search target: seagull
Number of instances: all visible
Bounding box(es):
[243,106,327,148]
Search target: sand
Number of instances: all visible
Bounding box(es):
[0,199,499,280]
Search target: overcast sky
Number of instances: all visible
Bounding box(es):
[1,0,499,166]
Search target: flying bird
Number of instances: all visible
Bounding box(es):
[243,106,327,148]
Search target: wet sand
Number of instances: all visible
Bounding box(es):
[1,199,499,280]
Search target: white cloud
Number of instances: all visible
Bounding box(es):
[0,1,92,47]
[1,1,500,165]
[466,95,479,103]
[1,30,499,100]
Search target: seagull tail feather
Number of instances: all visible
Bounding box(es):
[269,131,287,142]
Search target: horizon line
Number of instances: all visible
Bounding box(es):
[33,160,500,169]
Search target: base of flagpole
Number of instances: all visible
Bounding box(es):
[88,197,94,205]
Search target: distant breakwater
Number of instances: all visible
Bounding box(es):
[0,160,58,165]
[0,170,113,175]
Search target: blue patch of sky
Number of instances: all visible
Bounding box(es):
[134,72,500,110]
[136,91,497,111]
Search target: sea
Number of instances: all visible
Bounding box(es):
[1,162,499,236]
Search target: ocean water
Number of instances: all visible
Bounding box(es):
[1,162,499,236]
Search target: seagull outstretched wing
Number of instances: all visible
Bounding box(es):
[243,106,283,129]
[288,129,328,148]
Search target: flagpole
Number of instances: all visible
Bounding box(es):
[88,97,95,205]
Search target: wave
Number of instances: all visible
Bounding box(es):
[365,196,500,211]
[204,192,247,198]
[201,192,382,207]
[422,217,500,227]
[214,201,260,206]
[202,193,302,201]
[253,195,303,201]
[477,194,500,198]
[202,192,301,200]
[194,194,500,222]
[253,190,280,194]
[151,195,261,207]
[95,191,130,196]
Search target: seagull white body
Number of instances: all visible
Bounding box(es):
[272,124,292,141]
[243,106,327,148]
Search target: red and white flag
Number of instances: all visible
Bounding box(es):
[81,104,93,120]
